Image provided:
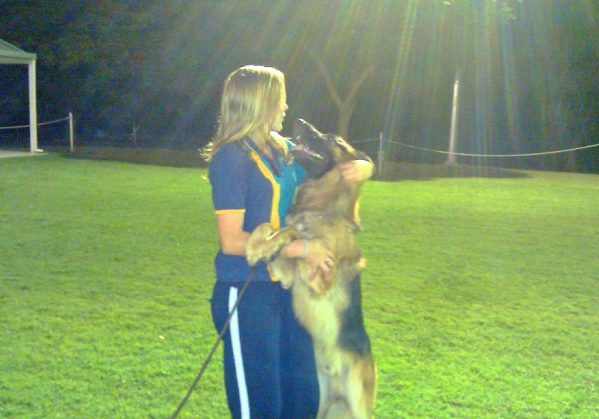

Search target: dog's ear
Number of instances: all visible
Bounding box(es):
[328,134,359,161]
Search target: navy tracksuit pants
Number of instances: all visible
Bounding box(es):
[211,281,319,418]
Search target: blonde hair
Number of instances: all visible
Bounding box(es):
[203,65,288,161]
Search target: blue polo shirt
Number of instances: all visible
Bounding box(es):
[209,138,306,283]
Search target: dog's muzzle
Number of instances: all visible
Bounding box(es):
[291,119,335,179]
[291,144,334,179]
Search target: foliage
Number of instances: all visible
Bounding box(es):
[1,155,598,417]
[0,1,597,171]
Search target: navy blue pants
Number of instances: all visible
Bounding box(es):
[211,281,319,418]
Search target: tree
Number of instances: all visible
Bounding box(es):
[543,5,598,171]
[310,51,374,140]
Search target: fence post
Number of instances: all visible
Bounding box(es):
[28,60,39,153]
[377,131,384,175]
[68,112,75,153]
[445,69,460,166]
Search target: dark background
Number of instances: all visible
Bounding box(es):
[0,0,597,172]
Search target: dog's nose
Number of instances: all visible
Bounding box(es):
[295,119,308,130]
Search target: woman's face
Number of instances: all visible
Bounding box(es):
[270,86,288,132]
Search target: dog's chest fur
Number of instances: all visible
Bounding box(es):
[268,210,365,349]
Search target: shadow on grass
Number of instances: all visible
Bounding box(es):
[60,147,529,180]
[63,147,207,168]
[376,162,530,181]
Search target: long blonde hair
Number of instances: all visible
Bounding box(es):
[203,65,288,161]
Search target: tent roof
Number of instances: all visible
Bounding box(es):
[0,38,36,65]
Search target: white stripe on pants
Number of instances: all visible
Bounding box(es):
[229,286,250,418]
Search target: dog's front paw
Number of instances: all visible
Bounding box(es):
[247,224,276,266]
[246,224,301,266]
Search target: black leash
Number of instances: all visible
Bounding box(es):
[171,267,258,418]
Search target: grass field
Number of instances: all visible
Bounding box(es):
[1,154,598,418]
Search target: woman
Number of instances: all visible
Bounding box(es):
[205,65,373,418]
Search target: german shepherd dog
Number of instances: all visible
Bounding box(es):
[246,119,376,418]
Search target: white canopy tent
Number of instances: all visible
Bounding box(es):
[0,38,39,152]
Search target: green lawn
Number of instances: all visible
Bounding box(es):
[1,154,598,418]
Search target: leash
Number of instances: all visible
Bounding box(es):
[171,267,259,418]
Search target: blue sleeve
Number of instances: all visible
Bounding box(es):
[209,144,247,213]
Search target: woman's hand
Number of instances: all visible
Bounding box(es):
[282,238,335,286]
[338,160,374,184]
[303,239,335,280]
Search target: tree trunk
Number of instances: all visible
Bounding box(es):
[337,102,355,140]
[310,51,374,140]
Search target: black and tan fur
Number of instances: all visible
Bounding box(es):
[247,119,376,418]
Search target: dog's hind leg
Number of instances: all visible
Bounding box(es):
[317,371,356,419]
[344,355,376,419]
[321,400,353,419]
[316,369,332,419]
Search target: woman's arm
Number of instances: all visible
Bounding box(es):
[218,212,334,276]
[216,212,250,256]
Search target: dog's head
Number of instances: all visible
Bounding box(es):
[290,119,358,179]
